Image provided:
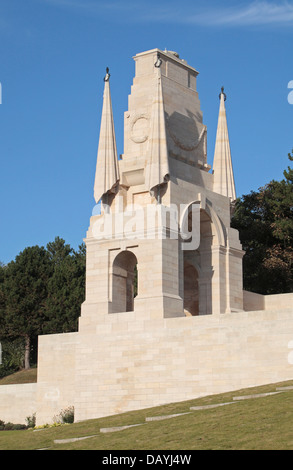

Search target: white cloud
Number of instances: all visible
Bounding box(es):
[191,1,293,26]
[38,0,293,27]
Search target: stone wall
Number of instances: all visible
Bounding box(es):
[37,306,293,425]
[0,383,37,424]
[1,305,293,426]
[243,291,293,312]
[74,308,293,423]
[36,332,77,426]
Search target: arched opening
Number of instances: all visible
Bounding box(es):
[111,250,138,313]
[182,206,214,316]
[184,262,199,316]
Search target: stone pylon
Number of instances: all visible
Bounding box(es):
[94,69,120,206]
[212,88,236,203]
[146,61,169,200]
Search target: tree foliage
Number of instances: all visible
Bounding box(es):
[43,238,85,334]
[0,246,52,369]
[0,238,85,372]
[232,151,293,294]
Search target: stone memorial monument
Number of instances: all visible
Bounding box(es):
[2,49,293,426]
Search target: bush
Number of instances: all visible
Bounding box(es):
[61,406,74,424]
[0,419,28,431]
[25,413,36,428]
[9,423,27,430]
[3,422,14,430]
[53,406,74,424]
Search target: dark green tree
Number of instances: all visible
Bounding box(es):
[0,246,52,369]
[46,236,73,265]
[0,238,86,375]
[0,263,6,366]
[43,239,85,334]
[283,150,293,184]
[0,262,5,322]
[232,151,293,294]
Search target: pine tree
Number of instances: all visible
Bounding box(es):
[0,238,86,375]
[232,151,293,294]
[43,238,85,334]
[1,246,52,369]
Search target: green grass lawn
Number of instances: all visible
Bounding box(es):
[1,379,293,450]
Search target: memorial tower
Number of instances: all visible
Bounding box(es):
[79,48,244,330]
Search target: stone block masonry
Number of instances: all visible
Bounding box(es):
[0,383,37,424]
[34,306,293,425]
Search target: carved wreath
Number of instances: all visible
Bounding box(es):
[167,120,207,152]
[130,114,150,144]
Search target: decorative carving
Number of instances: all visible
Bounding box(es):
[104,67,110,82]
[130,114,150,143]
[219,86,227,101]
[154,53,162,68]
[166,114,207,152]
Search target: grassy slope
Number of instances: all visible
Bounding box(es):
[0,368,37,385]
[1,379,293,450]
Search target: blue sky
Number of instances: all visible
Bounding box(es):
[0,0,293,264]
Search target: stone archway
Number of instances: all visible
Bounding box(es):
[111,250,138,313]
[182,205,215,316]
[184,261,199,316]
